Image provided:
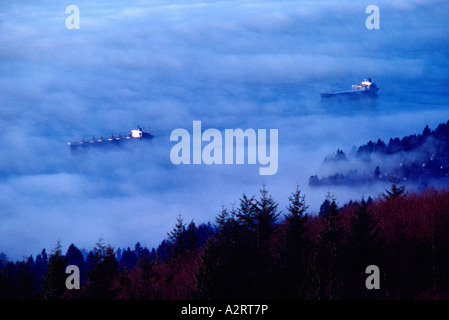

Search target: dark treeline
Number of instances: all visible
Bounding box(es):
[310,119,449,187]
[2,183,449,300]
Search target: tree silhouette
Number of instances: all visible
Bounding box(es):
[277,185,309,299]
[167,215,187,257]
[343,198,382,299]
[65,244,85,283]
[235,194,257,230]
[317,193,343,299]
[254,184,280,249]
[195,202,254,299]
[285,185,308,231]
[184,220,199,252]
[85,238,118,299]
[196,185,280,300]
[41,241,67,300]
[383,175,406,200]
[4,184,449,300]
[214,205,230,232]
[33,249,48,288]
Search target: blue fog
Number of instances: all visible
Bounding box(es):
[0,0,448,260]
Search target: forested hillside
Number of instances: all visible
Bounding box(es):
[1,183,449,300]
[310,120,449,188]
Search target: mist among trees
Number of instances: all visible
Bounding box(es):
[1,181,449,300]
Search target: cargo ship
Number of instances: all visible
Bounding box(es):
[320,78,379,98]
[68,127,153,149]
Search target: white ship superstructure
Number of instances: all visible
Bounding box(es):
[320,78,379,98]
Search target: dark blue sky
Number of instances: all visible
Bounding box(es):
[0,0,448,260]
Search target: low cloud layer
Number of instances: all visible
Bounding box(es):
[0,0,448,260]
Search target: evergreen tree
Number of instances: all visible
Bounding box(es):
[41,241,68,300]
[343,198,382,299]
[277,186,309,299]
[34,249,48,287]
[184,220,199,251]
[195,214,239,299]
[167,215,187,257]
[383,175,406,200]
[156,240,171,262]
[196,197,265,299]
[0,262,17,299]
[85,238,119,299]
[119,247,137,270]
[66,244,84,266]
[214,205,230,232]
[422,124,431,137]
[9,260,38,299]
[197,186,290,300]
[65,244,85,283]
[250,185,280,298]
[285,185,308,231]
[134,242,144,260]
[317,193,343,299]
[196,223,214,247]
[254,184,280,248]
[235,194,257,230]
[136,247,155,280]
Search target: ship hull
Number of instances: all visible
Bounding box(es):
[320,88,378,98]
[68,132,153,150]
